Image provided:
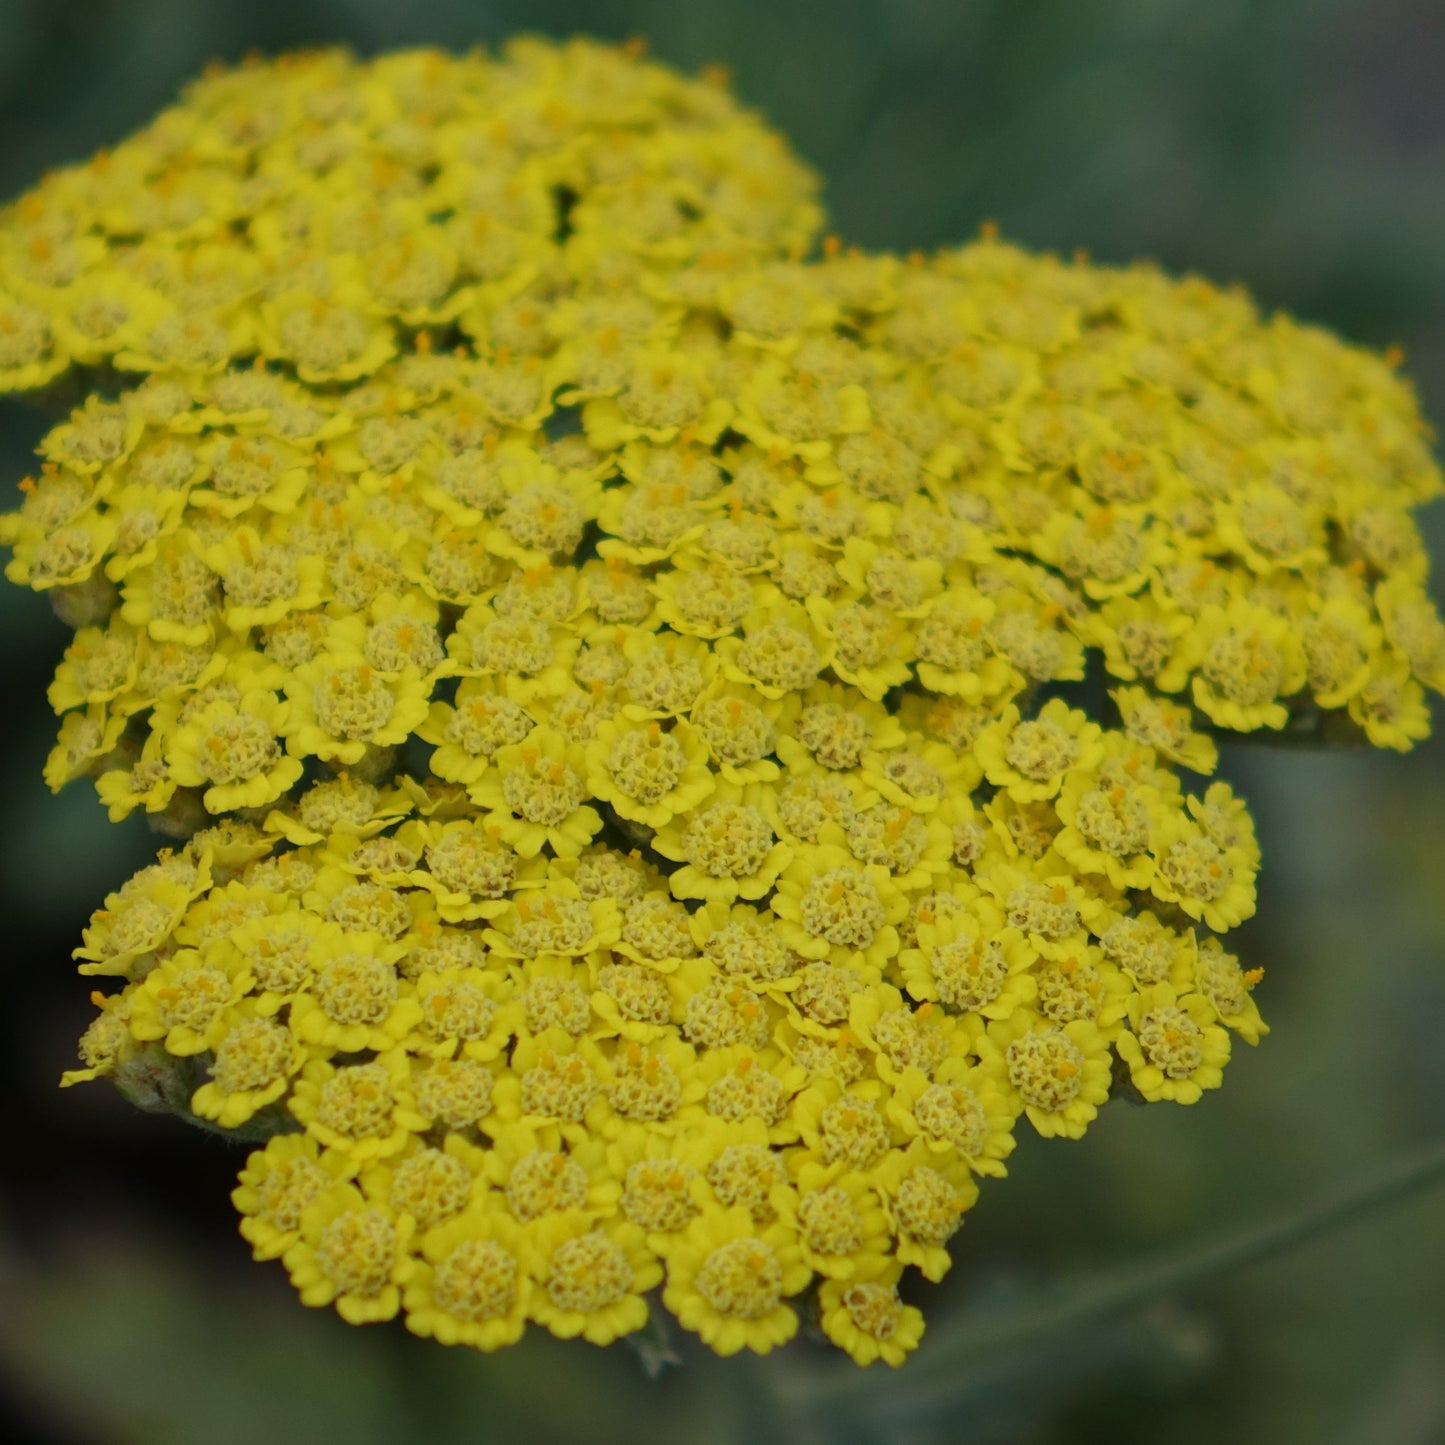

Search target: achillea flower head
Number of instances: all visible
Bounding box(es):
[4,37,1442,1365]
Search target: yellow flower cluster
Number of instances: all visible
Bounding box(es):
[3,39,1441,1365]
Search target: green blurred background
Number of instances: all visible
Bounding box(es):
[1,1,1444,1441]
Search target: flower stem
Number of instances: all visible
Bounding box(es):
[802,1134,1445,1415]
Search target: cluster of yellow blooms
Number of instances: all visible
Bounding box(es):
[2,38,1442,1365]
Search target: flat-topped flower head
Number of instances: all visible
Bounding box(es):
[7,35,1443,1368]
